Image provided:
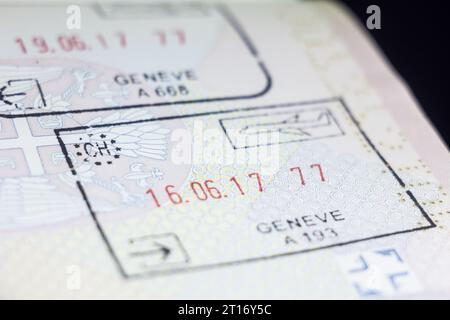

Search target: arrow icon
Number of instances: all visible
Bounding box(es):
[0,84,26,106]
[128,241,171,260]
[0,79,47,110]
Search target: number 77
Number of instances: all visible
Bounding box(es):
[290,164,325,186]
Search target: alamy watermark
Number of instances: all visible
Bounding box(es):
[366,5,381,30]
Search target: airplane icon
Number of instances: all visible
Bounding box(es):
[239,111,332,137]
[220,107,345,149]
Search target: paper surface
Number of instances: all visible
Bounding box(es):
[0,0,449,299]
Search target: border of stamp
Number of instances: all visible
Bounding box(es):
[54,97,436,279]
[0,2,272,118]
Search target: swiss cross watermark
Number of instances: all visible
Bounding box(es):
[366,5,381,30]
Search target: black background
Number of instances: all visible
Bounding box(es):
[340,0,449,147]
